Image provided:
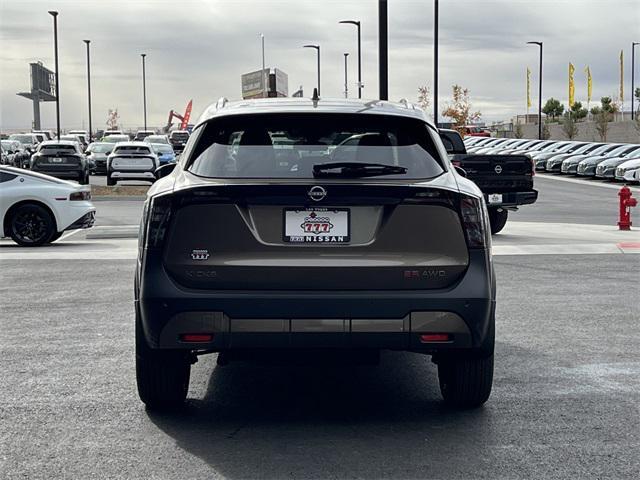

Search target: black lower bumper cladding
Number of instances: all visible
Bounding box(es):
[68,211,96,230]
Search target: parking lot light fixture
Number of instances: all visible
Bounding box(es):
[632,42,639,120]
[48,11,61,140]
[303,44,320,96]
[527,41,543,140]
[339,20,362,98]
[141,53,147,131]
[83,40,92,142]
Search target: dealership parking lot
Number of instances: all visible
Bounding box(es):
[1,175,639,479]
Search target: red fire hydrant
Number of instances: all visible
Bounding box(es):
[618,186,638,230]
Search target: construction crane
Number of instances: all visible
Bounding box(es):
[163,100,192,133]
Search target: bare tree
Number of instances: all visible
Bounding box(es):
[514,123,524,138]
[417,85,431,112]
[441,85,481,134]
[594,110,612,142]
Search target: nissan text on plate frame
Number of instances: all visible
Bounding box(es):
[134,97,496,411]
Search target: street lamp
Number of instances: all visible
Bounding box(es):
[83,40,92,141]
[48,11,60,140]
[141,53,147,131]
[339,20,362,98]
[527,41,543,140]
[434,0,439,126]
[261,34,267,98]
[632,42,639,120]
[303,44,320,96]
[343,53,349,98]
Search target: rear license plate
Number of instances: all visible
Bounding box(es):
[52,157,62,163]
[284,208,350,243]
[488,193,503,204]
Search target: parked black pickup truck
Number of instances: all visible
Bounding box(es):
[439,129,538,234]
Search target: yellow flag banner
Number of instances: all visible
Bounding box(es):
[619,50,624,105]
[584,66,592,104]
[527,67,532,109]
[569,63,575,107]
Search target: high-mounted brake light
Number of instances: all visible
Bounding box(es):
[460,195,490,249]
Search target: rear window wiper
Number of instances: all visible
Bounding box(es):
[312,162,408,178]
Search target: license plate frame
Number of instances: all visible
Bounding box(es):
[283,208,350,244]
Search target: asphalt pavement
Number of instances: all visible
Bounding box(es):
[1,174,639,479]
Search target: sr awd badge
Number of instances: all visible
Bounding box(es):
[191,249,210,260]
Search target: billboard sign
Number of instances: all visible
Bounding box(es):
[30,62,56,100]
[241,69,268,99]
[274,68,288,97]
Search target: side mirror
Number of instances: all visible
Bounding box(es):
[439,129,467,155]
[155,162,177,179]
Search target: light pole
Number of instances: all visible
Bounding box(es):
[141,53,147,131]
[344,53,349,98]
[527,41,543,139]
[303,44,320,96]
[83,40,92,141]
[378,0,388,100]
[434,0,439,125]
[632,42,639,120]
[339,20,362,98]
[261,34,267,98]
[48,11,60,140]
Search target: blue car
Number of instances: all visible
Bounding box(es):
[150,143,176,166]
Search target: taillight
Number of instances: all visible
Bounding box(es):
[145,195,172,249]
[460,195,490,249]
[69,191,91,201]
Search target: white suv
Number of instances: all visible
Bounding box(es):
[106,142,158,185]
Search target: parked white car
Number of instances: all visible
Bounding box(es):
[615,156,640,181]
[0,166,95,246]
[623,167,640,183]
[106,142,158,186]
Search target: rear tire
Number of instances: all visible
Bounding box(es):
[106,173,116,186]
[136,312,190,410]
[488,208,508,235]
[437,354,494,408]
[9,203,56,247]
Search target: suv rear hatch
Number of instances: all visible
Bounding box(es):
[155,112,477,291]
[34,145,81,170]
[159,183,470,290]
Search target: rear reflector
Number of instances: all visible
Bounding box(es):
[419,333,451,343]
[180,333,214,343]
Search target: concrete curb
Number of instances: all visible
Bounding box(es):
[93,196,146,201]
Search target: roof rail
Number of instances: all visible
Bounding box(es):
[215,97,229,110]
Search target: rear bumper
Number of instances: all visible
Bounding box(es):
[31,167,82,179]
[484,190,538,208]
[137,250,496,355]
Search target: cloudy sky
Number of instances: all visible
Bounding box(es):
[1,0,638,131]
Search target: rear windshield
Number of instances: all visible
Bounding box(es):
[145,136,168,144]
[9,135,34,144]
[40,145,77,154]
[151,144,174,154]
[89,144,113,153]
[170,132,189,141]
[187,113,444,179]
[103,136,130,143]
[114,146,151,155]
